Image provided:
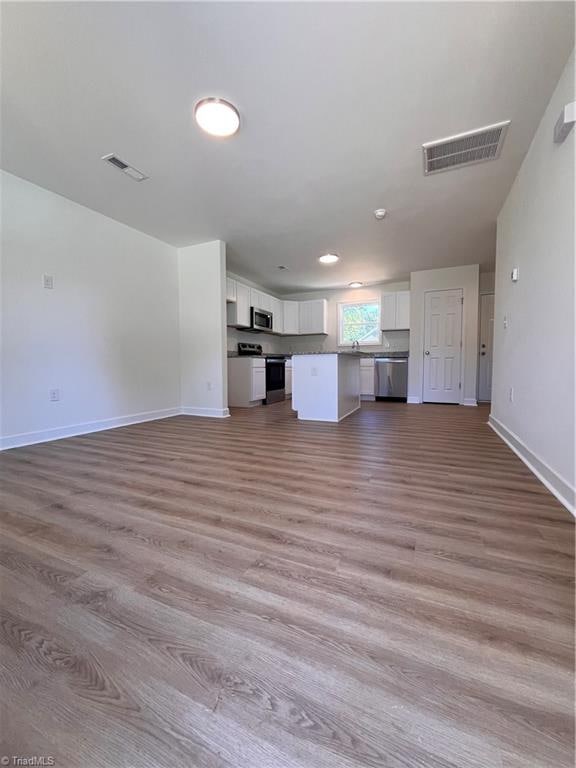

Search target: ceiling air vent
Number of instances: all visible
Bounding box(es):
[422,121,510,175]
[101,154,148,182]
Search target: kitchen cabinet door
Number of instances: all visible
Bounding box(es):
[299,299,328,334]
[360,366,375,396]
[283,301,299,334]
[271,297,283,334]
[381,293,397,330]
[250,289,263,311]
[252,367,266,400]
[235,282,251,327]
[395,291,410,329]
[285,365,292,396]
[226,278,237,303]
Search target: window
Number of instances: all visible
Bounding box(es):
[338,299,381,346]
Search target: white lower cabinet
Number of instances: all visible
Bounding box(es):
[360,358,375,399]
[228,357,266,407]
[285,361,292,396]
[252,366,266,401]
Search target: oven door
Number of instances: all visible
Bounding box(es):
[265,359,285,404]
[251,307,273,332]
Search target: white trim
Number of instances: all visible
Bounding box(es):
[488,414,575,516]
[181,406,230,418]
[462,398,478,407]
[407,396,422,404]
[0,407,181,451]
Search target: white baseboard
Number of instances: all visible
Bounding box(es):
[407,396,422,404]
[488,414,575,516]
[360,394,376,401]
[462,398,478,407]
[181,406,230,418]
[0,407,181,451]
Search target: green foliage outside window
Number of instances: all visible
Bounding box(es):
[339,302,381,345]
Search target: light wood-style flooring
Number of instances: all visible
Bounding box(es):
[0,401,573,768]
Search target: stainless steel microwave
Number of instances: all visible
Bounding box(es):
[251,307,273,332]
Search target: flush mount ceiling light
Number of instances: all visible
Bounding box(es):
[194,98,240,137]
[348,281,363,288]
[319,253,339,264]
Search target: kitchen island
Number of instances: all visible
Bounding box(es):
[292,352,362,422]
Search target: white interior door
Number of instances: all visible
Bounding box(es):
[423,289,463,403]
[478,293,494,402]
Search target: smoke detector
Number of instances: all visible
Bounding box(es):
[422,120,510,175]
[373,208,387,220]
[102,154,148,182]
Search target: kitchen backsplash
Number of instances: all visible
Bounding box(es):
[279,329,410,354]
[227,327,284,353]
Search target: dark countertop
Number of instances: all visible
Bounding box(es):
[290,350,409,358]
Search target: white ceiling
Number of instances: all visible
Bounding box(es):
[1,2,573,293]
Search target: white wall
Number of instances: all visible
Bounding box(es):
[179,241,229,417]
[280,282,411,354]
[490,51,575,512]
[408,264,480,405]
[0,171,180,448]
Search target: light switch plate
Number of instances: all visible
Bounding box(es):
[511,267,519,282]
[43,274,54,289]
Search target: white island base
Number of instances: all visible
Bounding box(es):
[292,353,361,422]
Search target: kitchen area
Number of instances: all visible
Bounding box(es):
[226,273,410,421]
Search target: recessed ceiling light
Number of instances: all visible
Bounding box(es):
[348,281,363,288]
[194,98,240,137]
[319,253,339,264]
[374,208,387,220]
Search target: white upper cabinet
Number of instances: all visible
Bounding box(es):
[226,278,237,303]
[270,297,283,334]
[381,290,410,330]
[381,293,397,330]
[250,288,274,314]
[395,291,410,329]
[227,281,251,327]
[299,299,328,335]
[282,301,299,335]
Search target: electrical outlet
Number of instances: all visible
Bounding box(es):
[43,274,54,290]
[508,387,514,403]
[311,367,318,377]
[206,381,212,391]
[49,388,60,402]
[503,313,509,329]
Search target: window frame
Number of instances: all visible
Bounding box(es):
[337,297,382,347]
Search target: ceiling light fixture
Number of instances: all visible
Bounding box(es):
[348,281,363,288]
[319,253,339,264]
[194,98,240,137]
[374,208,387,220]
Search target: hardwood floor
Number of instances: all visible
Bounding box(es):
[0,401,573,768]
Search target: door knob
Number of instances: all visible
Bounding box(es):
[425,351,430,355]
[481,351,486,356]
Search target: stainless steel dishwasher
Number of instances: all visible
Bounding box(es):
[375,356,408,400]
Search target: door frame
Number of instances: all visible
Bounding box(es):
[421,288,465,405]
[477,292,495,402]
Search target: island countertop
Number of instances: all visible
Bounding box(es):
[290,350,409,357]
